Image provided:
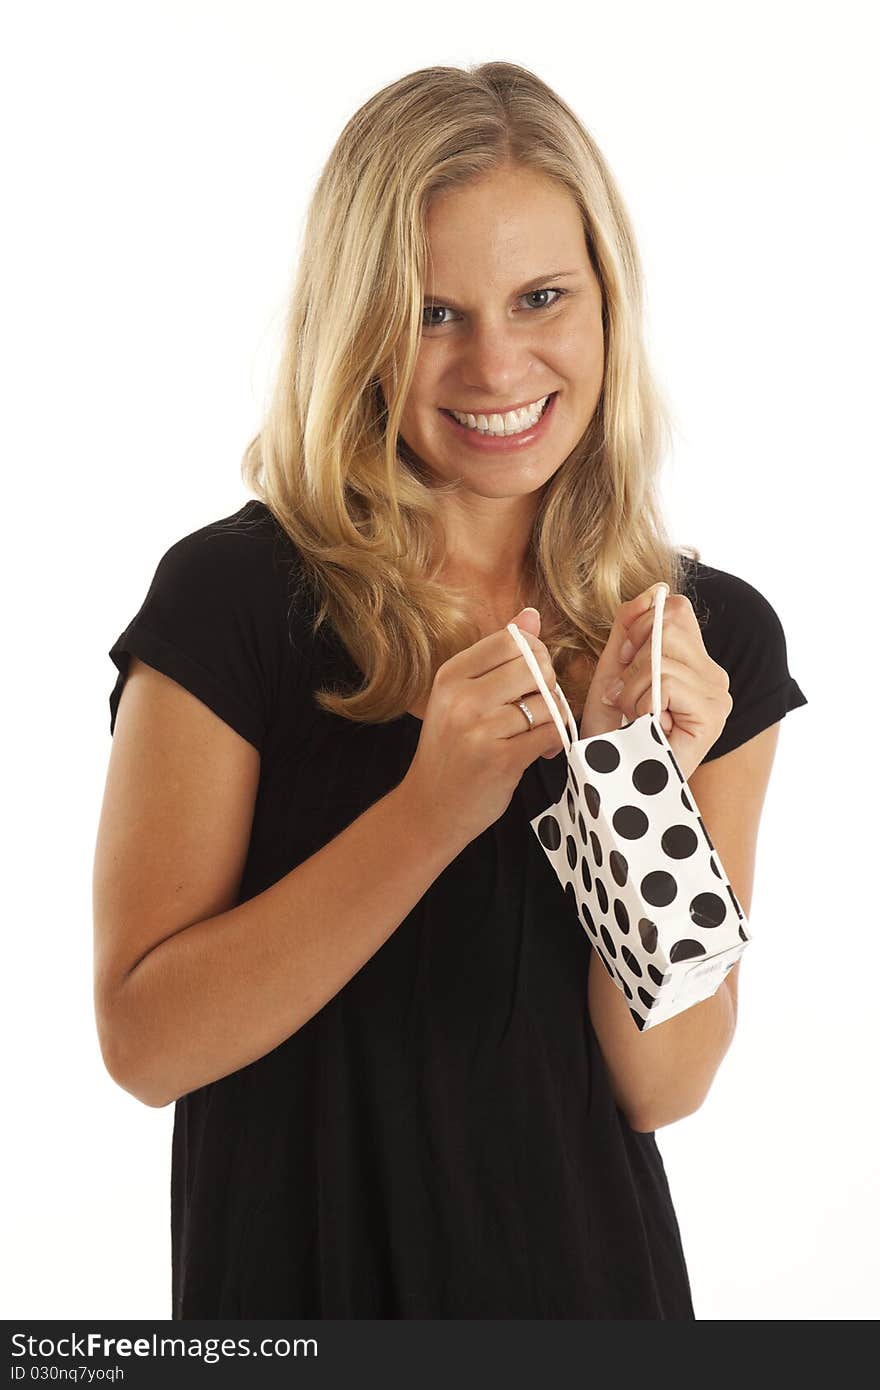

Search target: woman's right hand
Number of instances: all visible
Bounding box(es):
[398,607,567,850]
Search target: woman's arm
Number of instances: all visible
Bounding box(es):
[93,659,468,1109]
[588,721,780,1131]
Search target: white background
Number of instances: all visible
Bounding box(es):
[3,0,876,1321]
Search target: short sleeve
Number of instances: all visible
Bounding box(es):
[108,503,293,753]
[683,559,808,764]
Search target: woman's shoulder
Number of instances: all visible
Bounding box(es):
[678,551,787,643]
[108,500,316,749]
[160,498,301,582]
[677,552,808,761]
[144,499,317,634]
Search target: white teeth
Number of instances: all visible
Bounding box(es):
[449,395,550,435]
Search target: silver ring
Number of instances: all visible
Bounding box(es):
[515,699,535,730]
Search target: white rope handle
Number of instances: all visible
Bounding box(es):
[647,583,668,719]
[505,583,669,749]
[506,623,578,753]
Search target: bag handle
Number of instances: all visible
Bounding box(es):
[506,624,578,754]
[505,583,669,753]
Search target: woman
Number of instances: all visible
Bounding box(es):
[93,61,807,1318]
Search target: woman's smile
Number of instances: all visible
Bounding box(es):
[438,391,559,451]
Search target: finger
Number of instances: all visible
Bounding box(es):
[449,622,550,681]
[629,671,727,732]
[501,626,560,699]
[616,582,669,631]
[501,688,566,742]
[618,593,694,665]
[482,647,561,713]
[617,623,722,701]
[598,583,668,673]
[619,619,694,679]
[609,656,707,723]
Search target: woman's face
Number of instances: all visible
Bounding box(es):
[393,164,605,501]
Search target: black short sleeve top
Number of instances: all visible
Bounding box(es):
[107,500,808,1319]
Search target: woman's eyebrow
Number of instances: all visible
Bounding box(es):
[424,269,583,305]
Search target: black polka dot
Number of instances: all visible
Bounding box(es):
[660,824,699,859]
[566,834,578,870]
[600,925,617,959]
[738,925,748,943]
[726,883,744,919]
[613,898,630,934]
[669,938,706,962]
[689,892,727,929]
[637,987,656,1010]
[538,814,562,851]
[598,950,615,978]
[577,810,588,844]
[633,758,669,795]
[681,787,695,812]
[568,767,580,798]
[609,851,629,887]
[566,787,576,820]
[630,1008,647,1031]
[596,878,609,914]
[582,903,597,936]
[622,945,642,978]
[612,805,649,839]
[585,740,620,774]
[584,783,601,818]
[590,830,603,866]
[618,975,633,1000]
[639,919,659,953]
[711,857,721,878]
[641,870,678,908]
[647,964,666,987]
[580,856,593,893]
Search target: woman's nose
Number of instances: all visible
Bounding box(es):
[457,319,536,394]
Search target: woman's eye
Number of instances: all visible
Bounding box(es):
[422,305,453,328]
[523,288,563,311]
[421,287,565,329]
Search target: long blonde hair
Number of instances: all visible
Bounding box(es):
[239,60,700,722]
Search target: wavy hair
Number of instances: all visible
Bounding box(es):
[238,60,701,722]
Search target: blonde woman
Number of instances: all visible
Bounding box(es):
[94,62,807,1318]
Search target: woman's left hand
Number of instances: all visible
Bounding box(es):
[579,584,733,782]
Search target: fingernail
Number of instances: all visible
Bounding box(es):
[619,639,635,664]
[522,607,540,616]
[602,678,624,706]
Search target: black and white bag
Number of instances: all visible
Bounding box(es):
[507,583,749,1031]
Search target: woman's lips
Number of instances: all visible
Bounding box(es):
[438,392,558,451]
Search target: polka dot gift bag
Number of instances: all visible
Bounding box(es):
[507,584,750,1031]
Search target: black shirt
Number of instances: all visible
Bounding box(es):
[107,500,808,1318]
